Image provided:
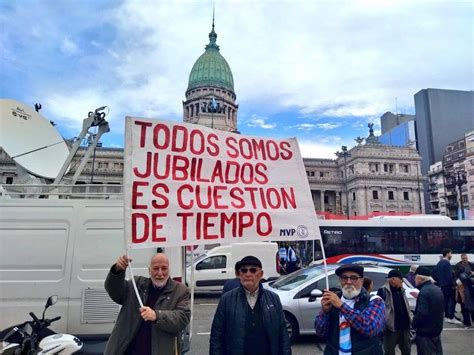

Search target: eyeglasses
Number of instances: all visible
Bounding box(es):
[240,267,258,274]
[339,275,362,282]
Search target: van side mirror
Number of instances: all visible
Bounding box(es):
[308,289,323,302]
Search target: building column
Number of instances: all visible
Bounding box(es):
[320,190,325,211]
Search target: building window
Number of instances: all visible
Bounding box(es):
[349,165,354,174]
[400,164,409,173]
[6,177,13,184]
[352,192,356,201]
[320,171,324,177]
[404,191,410,200]
[306,171,315,177]
[369,163,379,172]
[388,191,394,200]
[373,191,379,200]
[384,163,394,173]
[324,196,329,204]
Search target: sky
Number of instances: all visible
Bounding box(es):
[1,0,472,159]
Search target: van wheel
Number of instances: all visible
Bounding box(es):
[284,312,299,342]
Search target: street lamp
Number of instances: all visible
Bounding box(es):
[450,169,467,220]
[335,145,351,219]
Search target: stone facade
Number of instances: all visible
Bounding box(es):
[183,86,238,132]
[305,142,425,216]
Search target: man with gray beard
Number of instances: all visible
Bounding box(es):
[104,253,190,355]
[315,264,385,355]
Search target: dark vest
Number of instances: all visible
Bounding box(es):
[324,291,383,355]
[244,299,271,355]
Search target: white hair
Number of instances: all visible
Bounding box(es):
[415,274,434,283]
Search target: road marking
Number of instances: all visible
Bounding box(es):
[443,328,473,331]
[197,332,211,335]
[199,303,218,306]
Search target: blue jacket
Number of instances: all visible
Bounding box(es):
[210,284,291,355]
[412,281,444,337]
[433,259,454,287]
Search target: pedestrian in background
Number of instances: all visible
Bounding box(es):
[286,244,298,273]
[222,261,241,294]
[377,269,412,355]
[432,248,462,325]
[455,266,474,328]
[454,253,474,276]
[363,277,374,293]
[210,256,291,355]
[412,266,444,355]
[406,264,418,286]
[315,264,385,354]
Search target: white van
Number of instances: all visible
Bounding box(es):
[186,242,281,293]
[0,198,184,337]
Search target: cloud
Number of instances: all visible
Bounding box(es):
[60,37,79,56]
[1,0,471,150]
[297,139,341,160]
[246,115,276,129]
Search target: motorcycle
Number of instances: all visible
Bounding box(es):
[0,295,83,354]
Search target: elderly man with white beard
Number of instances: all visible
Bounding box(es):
[314,264,385,355]
[104,253,190,355]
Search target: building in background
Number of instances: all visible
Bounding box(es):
[427,161,446,216]
[304,127,424,217]
[182,20,238,133]
[414,88,474,211]
[380,112,415,135]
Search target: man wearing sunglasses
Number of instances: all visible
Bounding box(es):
[314,264,385,355]
[210,255,291,355]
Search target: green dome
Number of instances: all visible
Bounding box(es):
[187,25,234,92]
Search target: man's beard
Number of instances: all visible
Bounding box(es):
[152,278,168,288]
[342,285,361,299]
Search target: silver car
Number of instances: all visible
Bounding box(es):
[263,264,419,341]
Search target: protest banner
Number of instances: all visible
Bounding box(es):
[124,116,322,249]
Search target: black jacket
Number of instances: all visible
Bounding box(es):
[412,281,444,337]
[209,284,291,355]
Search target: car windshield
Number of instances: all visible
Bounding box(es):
[271,265,331,290]
[186,253,207,267]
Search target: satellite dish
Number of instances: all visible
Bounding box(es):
[0,99,70,179]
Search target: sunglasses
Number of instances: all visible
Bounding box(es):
[240,267,259,274]
[339,275,362,282]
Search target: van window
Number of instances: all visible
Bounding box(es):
[196,255,227,270]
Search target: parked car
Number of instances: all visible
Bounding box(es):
[263,264,419,342]
[186,242,280,292]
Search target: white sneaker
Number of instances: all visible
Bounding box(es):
[447,318,463,325]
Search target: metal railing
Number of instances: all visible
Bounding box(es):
[0,184,124,199]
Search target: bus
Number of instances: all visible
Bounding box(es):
[312,216,474,272]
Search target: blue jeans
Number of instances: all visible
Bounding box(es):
[441,286,455,319]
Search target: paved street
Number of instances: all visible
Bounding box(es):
[82,294,474,354]
[189,295,474,355]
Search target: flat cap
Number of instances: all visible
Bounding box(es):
[415,266,431,277]
[238,255,262,268]
[335,264,364,277]
[387,269,404,279]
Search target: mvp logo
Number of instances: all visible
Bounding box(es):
[279,228,296,236]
